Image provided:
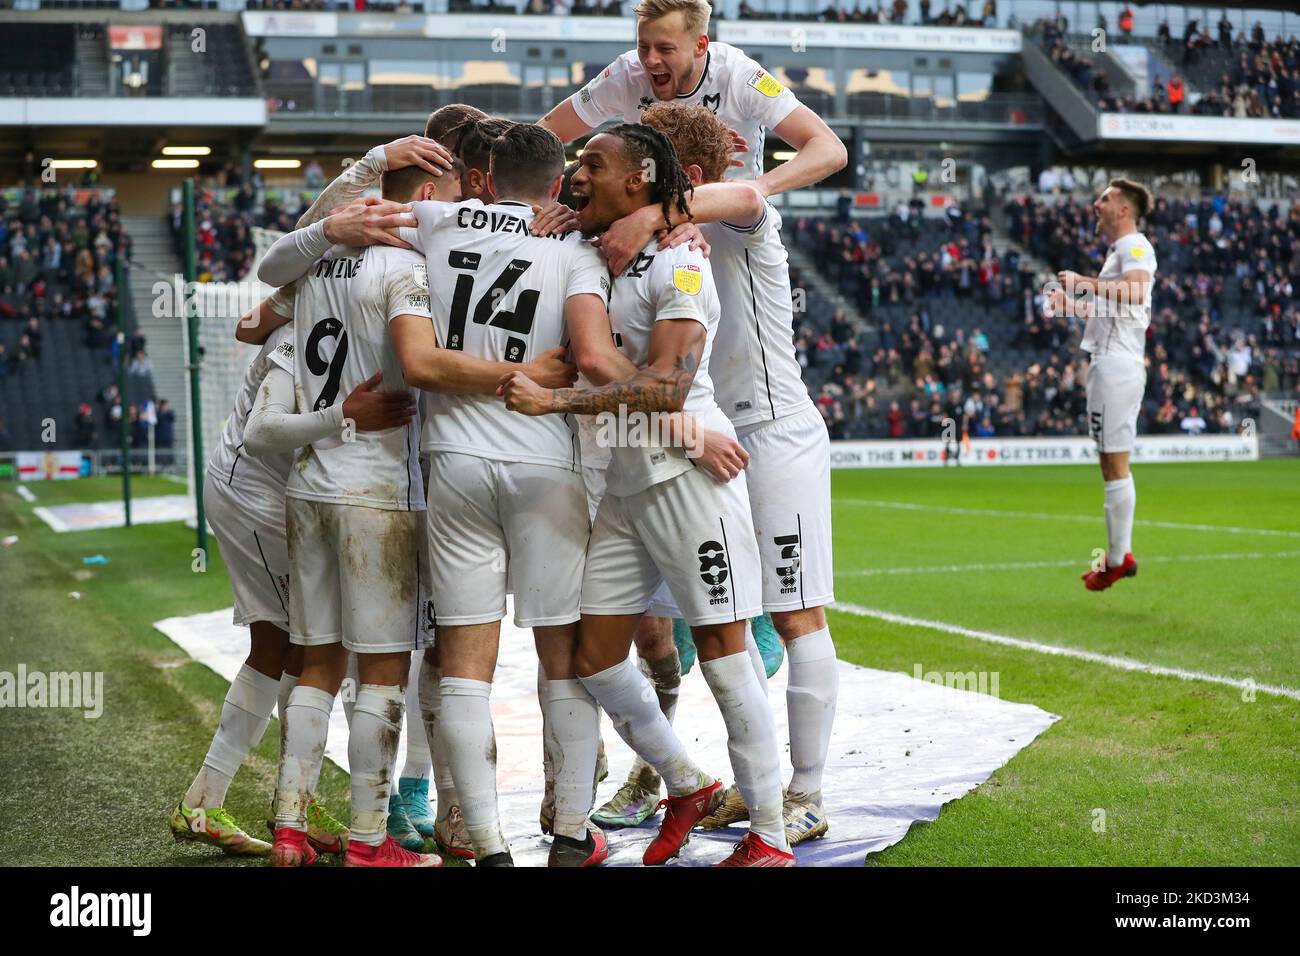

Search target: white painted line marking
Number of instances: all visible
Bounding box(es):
[840,550,1300,577]
[16,485,37,503]
[830,601,1300,701]
[836,498,1300,539]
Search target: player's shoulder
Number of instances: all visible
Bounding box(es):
[263,323,295,370]
[366,243,427,271]
[1116,230,1156,262]
[715,42,786,98]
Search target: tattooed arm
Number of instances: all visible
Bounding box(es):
[499,317,705,416]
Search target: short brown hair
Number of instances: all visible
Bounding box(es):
[490,123,566,200]
[382,162,460,202]
[458,117,515,174]
[634,0,711,36]
[424,103,488,150]
[1108,177,1152,221]
[640,102,732,185]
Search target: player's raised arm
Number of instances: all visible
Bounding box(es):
[756,105,848,199]
[294,135,454,229]
[235,289,295,346]
[256,198,417,287]
[538,98,596,145]
[565,292,636,386]
[390,314,576,395]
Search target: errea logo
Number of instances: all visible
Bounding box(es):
[50,886,151,936]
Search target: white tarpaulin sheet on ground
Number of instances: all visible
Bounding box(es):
[155,603,1059,866]
[34,495,195,533]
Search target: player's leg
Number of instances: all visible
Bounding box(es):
[633,468,792,866]
[1084,358,1142,590]
[171,483,289,856]
[592,613,679,829]
[335,505,439,868]
[392,647,434,844]
[416,642,473,859]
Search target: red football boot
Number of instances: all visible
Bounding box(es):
[270,827,318,868]
[548,827,609,868]
[714,832,797,868]
[344,834,443,868]
[1082,552,1138,591]
[643,779,724,866]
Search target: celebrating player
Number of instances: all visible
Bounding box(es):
[635,102,839,845]
[1045,178,1158,591]
[500,123,794,867]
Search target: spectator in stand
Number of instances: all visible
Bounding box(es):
[1118,5,1133,39]
[1168,74,1185,112]
[1180,406,1208,436]
[74,402,97,448]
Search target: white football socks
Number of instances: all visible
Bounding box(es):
[743,623,769,695]
[544,678,600,840]
[785,627,839,798]
[185,663,279,809]
[276,672,298,722]
[340,653,358,728]
[440,677,508,858]
[348,683,405,846]
[418,658,459,818]
[1104,476,1136,566]
[274,684,335,831]
[400,649,431,781]
[581,658,704,796]
[700,651,788,852]
[625,651,681,785]
[537,661,555,795]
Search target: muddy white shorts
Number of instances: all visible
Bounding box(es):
[204,477,290,629]
[426,452,589,628]
[582,465,763,627]
[286,496,423,653]
[1086,355,1146,453]
[736,405,836,611]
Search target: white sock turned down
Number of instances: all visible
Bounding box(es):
[185,663,279,809]
[401,648,431,781]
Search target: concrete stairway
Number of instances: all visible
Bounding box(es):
[122,214,188,469]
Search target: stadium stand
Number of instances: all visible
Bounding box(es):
[0,186,160,452]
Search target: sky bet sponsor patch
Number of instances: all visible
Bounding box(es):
[412,262,429,289]
[748,69,783,98]
[673,263,702,295]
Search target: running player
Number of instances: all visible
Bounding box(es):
[499,123,794,867]
[1046,178,1157,591]
[636,102,839,845]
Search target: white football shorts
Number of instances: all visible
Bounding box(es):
[204,477,290,629]
[1086,355,1146,453]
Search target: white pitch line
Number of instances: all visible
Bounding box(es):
[15,485,36,503]
[836,497,1300,539]
[841,549,1300,577]
[830,601,1300,701]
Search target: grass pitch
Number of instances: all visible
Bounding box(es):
[1,461,1297,865]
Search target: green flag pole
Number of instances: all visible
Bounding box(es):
[115,257,131,526]
[183,178,206,555]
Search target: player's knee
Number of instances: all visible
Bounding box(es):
[771,607,827,642]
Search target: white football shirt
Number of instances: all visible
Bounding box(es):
[702,203,813,426]
[569,42,801,183]
[602,241,728,497]
[400,198,610,470]
[208,321,295,500]
[1080,230,1157,364]
[286,243,429,511]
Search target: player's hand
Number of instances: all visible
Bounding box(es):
[691,427,750,482]
[530,203,581,237]
[656,222,710,258]
[1056,270,1085,292]
[524,346,578,389]
[497,371,555,416]
[729,128,749,168]
[382,135,454,176]
[341,371,417,432]
[593,207,658,275]
[323,197,416,249]
[1044,288,1067,318]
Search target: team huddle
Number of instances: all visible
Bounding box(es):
[168,0,1157,870]
[169,0,850,868]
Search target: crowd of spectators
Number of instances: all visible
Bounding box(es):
[791,190,1300,441]
[0,184,171,451]
[1034,13,1300,120]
